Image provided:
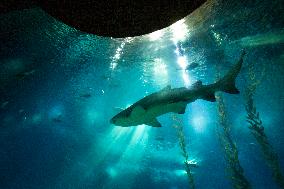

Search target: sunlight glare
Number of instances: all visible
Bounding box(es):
[174,169,187,177]
[177,56,187,69]
[153,58,168,85]
[110,38,133,70]
[149,30,164,41]
[130,124,149,145]
[170,19,189,43]
[153,58,167,74]
[191,115,207,133]
[182,72,193,88]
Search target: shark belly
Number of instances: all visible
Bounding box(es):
[146,101,187,117]
[127,101,188,127]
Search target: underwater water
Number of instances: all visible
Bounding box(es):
[0,0,284,188]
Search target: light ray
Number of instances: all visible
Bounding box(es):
[148,30,164,41]
[170,19,189,43]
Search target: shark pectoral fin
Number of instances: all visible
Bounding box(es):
[176,102,187,114]
[147,118,162,127]
[131,106,145,117]
[202,93,216,102]
[178,108,186,114]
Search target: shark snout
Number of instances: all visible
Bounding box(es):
[110,117,116,124]
[110,119,114,124]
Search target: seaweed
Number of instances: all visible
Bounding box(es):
[172,115,196,189]
[244,63,284,188]
[216,93,252,189]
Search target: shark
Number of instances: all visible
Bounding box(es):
[110,52,245,127]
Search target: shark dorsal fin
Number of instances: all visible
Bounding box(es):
[162,85,171,91]
[192,80,202,89]
[131,106,145,117]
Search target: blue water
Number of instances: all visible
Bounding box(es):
[0,0,284,188]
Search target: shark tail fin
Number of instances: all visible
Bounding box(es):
[215,51,245,94]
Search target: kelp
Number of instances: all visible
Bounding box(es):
[213,55,251,189]
[244,63,284,188]
[172,115,195,189]
[216,93,252,189]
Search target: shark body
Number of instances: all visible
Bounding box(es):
[110,52,245,127]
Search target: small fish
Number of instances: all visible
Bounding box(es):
[185,62,199,71]
[154,136,165,141]
[1,101,9,109]
[80,93,92,98]
[52,115,63,123]
[101,75,111,80]
[236,32,284,47]
[15,69,36,80]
